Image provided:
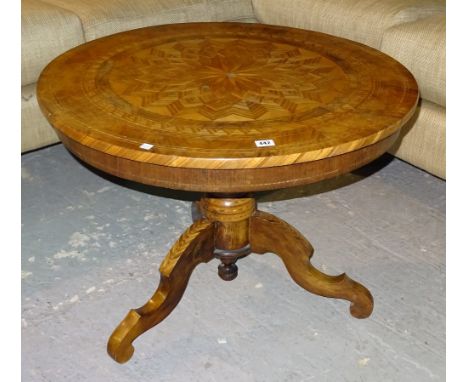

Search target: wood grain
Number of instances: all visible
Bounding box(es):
[37,22,418,191]
[107,219,215,364]
[200,197,255,249]
[250,210,373,318]
[57,129,399,192]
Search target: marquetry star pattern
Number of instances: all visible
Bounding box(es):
[106,38,350,122]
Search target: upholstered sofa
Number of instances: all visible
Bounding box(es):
[22,0,446,178]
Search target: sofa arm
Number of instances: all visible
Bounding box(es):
[381,14,445,107]
[22,0,85,86]
[252,0,445,49]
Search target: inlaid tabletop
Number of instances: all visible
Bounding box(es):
[37,22,418,192]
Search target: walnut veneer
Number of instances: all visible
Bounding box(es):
[37,22,418,364]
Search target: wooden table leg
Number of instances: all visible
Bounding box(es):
[108,195,373,364]
[107,219,215,363]
[250,210,374,319]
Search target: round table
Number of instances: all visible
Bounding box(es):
[37,22,418,364]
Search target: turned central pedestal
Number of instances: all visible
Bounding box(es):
[107,194,374,364]
[198,196,255,281]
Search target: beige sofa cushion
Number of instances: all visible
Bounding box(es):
[21,0,85,86]
[389,99,445,179]
[381,14,445,107]
[44,0,255,41]
[252,0,445,48]
[22,83,59,152]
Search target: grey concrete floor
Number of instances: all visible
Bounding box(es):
[22,144,445,382]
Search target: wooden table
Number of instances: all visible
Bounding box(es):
[37,22,418,364]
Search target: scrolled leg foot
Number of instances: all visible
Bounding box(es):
[347,278,374,318]
[107,219,215,363]
[250,211,373,318]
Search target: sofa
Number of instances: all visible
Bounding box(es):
[21,0,446,178]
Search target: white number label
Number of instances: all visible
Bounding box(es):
[255,139,276,147]
[139,143,154,150]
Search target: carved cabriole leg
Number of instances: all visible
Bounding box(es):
[107,219,215,363]
[250,211,374,319]
[108,196,374,364]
